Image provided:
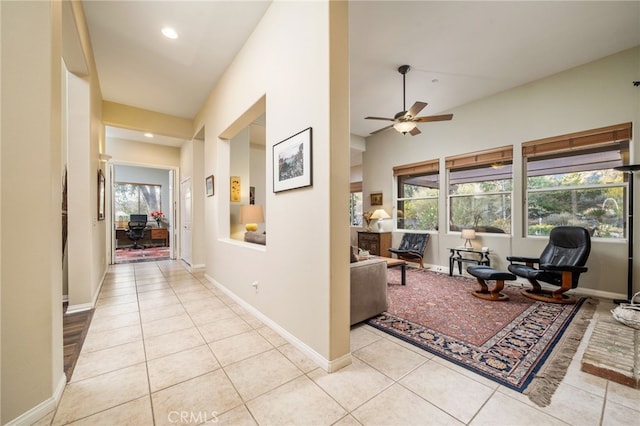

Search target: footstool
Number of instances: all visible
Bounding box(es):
[467,265,516,301]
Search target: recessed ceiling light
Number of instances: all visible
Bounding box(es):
[144,133,154,138]
[161,27,178,40]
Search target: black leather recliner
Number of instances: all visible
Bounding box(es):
[388,233,430,268]
[507,226,591,304]
[126,220,147,249]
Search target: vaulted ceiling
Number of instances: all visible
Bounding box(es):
[84,1,640,144]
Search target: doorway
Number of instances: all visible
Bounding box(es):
[111,164,176,264]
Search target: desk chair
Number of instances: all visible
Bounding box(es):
[126,219,147,249]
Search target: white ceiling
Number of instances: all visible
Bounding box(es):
[84,1,640,144]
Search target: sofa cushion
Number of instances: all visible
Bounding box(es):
[350,245,359,263]
[244,231,266,245]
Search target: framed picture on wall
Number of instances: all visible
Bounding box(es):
[370,192,383,206]
[206,175,214,197]
[97,169,105,220]
[230,176,241,201]
[273,127,312,193]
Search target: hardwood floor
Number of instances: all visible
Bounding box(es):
[63,305,94,382]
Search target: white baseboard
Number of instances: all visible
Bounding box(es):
[65,266,107,314]
[6,374,66,426]
[188,263,205,272]
[204,273,351,373]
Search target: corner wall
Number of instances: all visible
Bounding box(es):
[1,1,64,422]
[193,1,350,368]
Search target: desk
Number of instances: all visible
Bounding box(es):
[448,247,490,276]
[151,228,168,246]
[116,227,169,248]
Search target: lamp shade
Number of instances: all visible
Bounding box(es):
[370,209,390,220]
[393,121,416,134]
[240,205,264,232]
[461,229,476,240]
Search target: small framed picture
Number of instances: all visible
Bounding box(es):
[230,176,241,201]
[205,175,214,197]
[370,192,383,206]
[273,127,312,193]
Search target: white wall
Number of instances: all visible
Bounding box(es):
[363,46,640,298]
[192,1,350,368]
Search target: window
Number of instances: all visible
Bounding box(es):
[523,123,631,238]
[447,146,513,234]
[114,182,161,222]
[394,159,439,231]
[350,182,363,226]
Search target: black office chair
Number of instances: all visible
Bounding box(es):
[126,218,147,249]
[388,233,430,268]
[507,226,591,304]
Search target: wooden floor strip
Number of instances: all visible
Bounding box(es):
[63,307,94,382]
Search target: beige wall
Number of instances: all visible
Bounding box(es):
[363,46,640,298]
[192,1,350,368]
[1,0,107,422]
[103,101,193,140]
[1,1,64,422]
[107,137,180,168]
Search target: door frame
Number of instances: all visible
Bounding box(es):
[108,161,179,264]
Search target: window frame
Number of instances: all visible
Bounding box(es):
[446,146,514,235]
[522,123,632,241]
[394,159,440,232]
[113,181,162,219]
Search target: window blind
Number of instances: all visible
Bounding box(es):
[445,146,513,170]
[393,159,439,176]
[522,122,632,158]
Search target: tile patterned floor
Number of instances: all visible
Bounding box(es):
[36,260,640,425]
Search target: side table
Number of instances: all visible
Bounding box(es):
[448,247,491,276]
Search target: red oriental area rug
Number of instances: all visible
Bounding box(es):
[115,247,170,264]
[368,268,596,399]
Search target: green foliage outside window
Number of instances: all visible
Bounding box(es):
[397,174,438,231]
[527,170,624,237]
[350,192,363,226]
[449,167,512,233]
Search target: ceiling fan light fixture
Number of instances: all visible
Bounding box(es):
[393,121,416,134]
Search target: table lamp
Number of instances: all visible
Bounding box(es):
[240,205,264,232]
[370,209,391,231]
[461,228,476,248]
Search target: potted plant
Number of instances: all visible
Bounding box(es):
[150,211,165,227]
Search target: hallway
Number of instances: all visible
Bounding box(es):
[42,260,639,425]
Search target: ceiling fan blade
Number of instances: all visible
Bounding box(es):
[370,124,394,135]
[414,114,454,122]
[409,126,421,136]
[406,101,428,118]
[365,116,396,122]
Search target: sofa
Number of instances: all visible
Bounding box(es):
[350,256,388,325]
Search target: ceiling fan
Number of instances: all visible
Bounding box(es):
[365,65,453,136]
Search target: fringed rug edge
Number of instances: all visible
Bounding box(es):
[523,297,599,407]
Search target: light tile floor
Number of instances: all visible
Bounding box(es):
[37,260,640,425]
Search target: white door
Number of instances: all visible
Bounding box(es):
[180,178,192,264]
